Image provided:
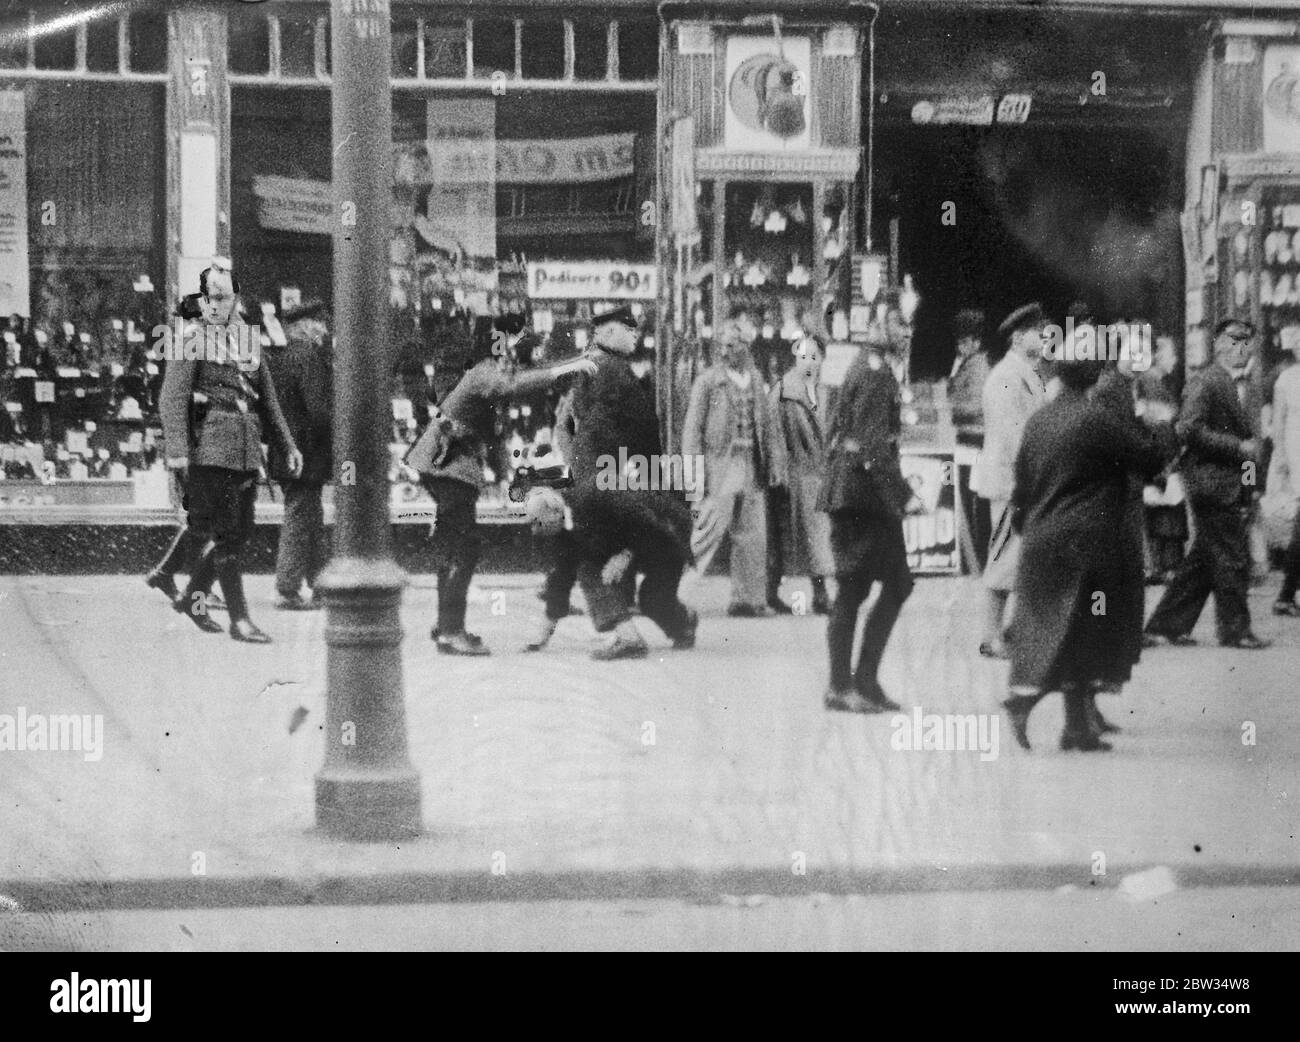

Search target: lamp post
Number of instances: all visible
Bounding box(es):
[315,0,422,841]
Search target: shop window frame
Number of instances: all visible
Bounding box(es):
[0,9,168,82]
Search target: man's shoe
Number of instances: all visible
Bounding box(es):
[727,603,773,618]
[230,618,272,644]
[1143,631,1196,648]
[1060,730,1112,752]
[590,631,648,660]
[435,631,491,656]
[524,617,558,652]
[206,593,226,611]
[173,594,224,634]
[766,596,794,615]
[1222,633,1271,650]
[1272,599,1300,618]
[824,688,882,714]
[276,593,320,611]
[671,609,699,650]
[857,680,901,712]
[144,570,179,600]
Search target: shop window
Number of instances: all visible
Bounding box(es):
[424,21,465,79]
[525,185,572,216]
[471,18,515,80]
[571,21,607,81]
[279,15,318,78]
[391,13,419,79]
[496,187,521,219]
[0,13,28,69]
[519,22,562,80]
[127,12,167,74]
[617,19,659,81]
[228,12,271,76]
[85,18,120,73]
[33,24,75,70]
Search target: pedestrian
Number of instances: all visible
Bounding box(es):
[948,308,991,571]
[406,325,595,655]
[160,260,302,643]
[682,316,787,616]
[1144,317,1271,649]
[1267,327,1300,617]
[1002,352,1174,752]
[819,324,915,714]
[1137,334,1188,584]
[265,300,333,611]
[566,305,698,659]
[970,302,1049,658]
[766,334,833,615]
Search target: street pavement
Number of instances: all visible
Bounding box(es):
[0,569,1297,943]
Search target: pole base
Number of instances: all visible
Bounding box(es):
[315,768,422,842]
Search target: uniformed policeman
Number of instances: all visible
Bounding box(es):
[160,261,302,643]
[818,325,915,713]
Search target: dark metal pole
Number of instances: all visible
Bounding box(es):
[316,0,421,841]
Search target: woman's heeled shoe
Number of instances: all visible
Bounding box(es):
[1001,695,1037,751]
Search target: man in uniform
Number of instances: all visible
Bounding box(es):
[819,324,915,713]
[161,260,302,643]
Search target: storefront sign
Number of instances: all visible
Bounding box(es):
[427,133,635,185]
[724,35,813,151]
[900,452,959,574]
[526,262,656,300]
[0,91,30,318]
[694,148,859,179]
[670,117,700,247]
[252,175,332,236]
[910,94,1032,126]
[1263,45,1300,154]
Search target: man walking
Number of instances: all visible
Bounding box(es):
[682,317,786,616]
[1144,317,1270,649]
[161,260,302,643]
[265,300,333,610]
[970,303,1049,658]
[1270,329,1300,617]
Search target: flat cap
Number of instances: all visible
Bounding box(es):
[998,302,1048,339]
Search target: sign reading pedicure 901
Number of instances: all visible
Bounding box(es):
[527,262,656,301]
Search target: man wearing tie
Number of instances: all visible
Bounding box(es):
[1144,317,1270,649]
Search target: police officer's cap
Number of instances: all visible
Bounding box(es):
[997,302,1048,339]
[591,304,638,329]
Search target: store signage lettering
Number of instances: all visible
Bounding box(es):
[0,91,29,318]
[527,262,656,300]
[910,94,1032,126]
[693,149,860,178]
[428,133,636,185]
[251,175,332,236]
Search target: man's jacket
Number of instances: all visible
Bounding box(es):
[1177,363,1256,508]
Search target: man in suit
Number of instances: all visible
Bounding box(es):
[1144,317,1270,649]
[265,300,333,610]
[948,308,991,571]
[567,305,698,660]
[682,317,787,616]
[818,325,915,713]
[970,303,1048,658]
[160,261,302,643]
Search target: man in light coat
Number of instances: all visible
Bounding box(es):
[970,302,1049,659]
[682,318,787,616]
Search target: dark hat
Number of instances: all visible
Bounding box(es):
[953,308,984,340]
[591,304,638,329]
[997,302,1048,339]
[282,299,327,324]
[174,293,204,320]
[1213,315,1256,338]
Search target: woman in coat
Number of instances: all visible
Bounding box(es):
[766,335,834,614]
[1003,353,1174,751]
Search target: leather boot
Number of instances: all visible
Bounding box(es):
[174,540,223,634]
[811,576,831,615]
[216,554,271,644]
[1060,687,1111,752]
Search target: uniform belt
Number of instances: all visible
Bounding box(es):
[206,399,252,414]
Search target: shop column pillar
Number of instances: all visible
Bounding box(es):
[164,7,230,303]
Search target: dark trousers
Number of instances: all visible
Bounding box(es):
[275,480,328,598]
[152,524,194,577]
[1145,501,1252,643]
[765,486,791,601]
[826,513,913,693]
[957,466,991,572]
[184,465,259,620]
[423,476,481,634]
[1280,507,1300,602]
[542,529,583,622]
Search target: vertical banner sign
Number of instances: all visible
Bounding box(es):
[670,116,699,247]
[422,98,497,313]
[0,92,29,318]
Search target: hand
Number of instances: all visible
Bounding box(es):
[601,549,633,586]
[572,357,598,377]
[166,456,188,475]
[1241,438,1260,459]
[1142,401,1175,425]
[286,448,304,479]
